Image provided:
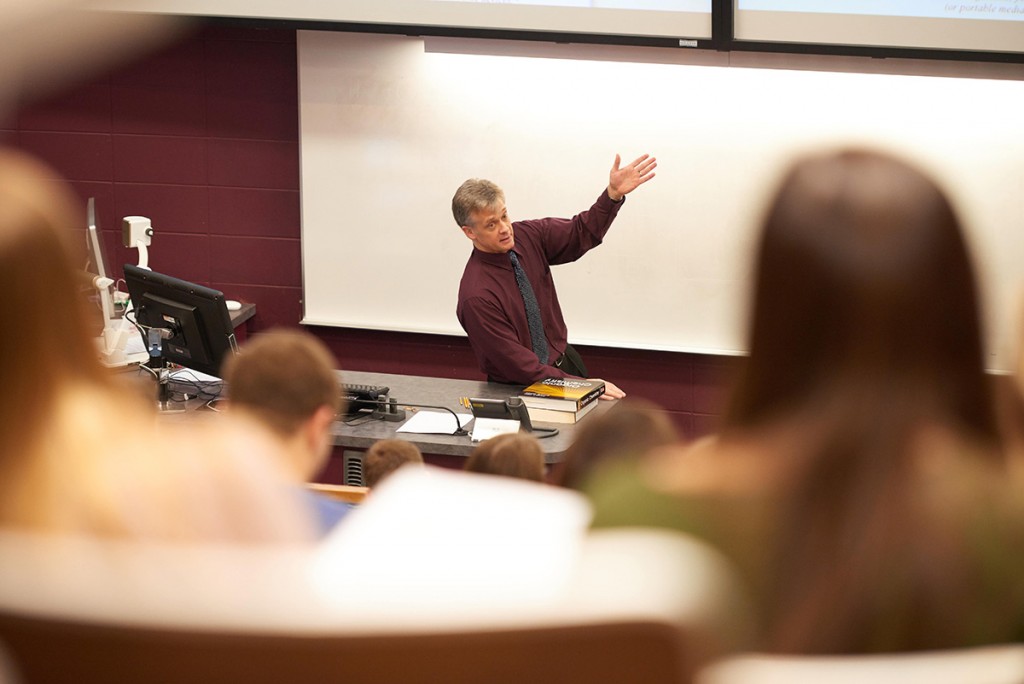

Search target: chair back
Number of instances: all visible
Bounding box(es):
[698,646,1024,684]
[307,482,369,504]
[0,611,693,684]
[0,468,751,684]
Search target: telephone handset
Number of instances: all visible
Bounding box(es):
[504,397,535,431]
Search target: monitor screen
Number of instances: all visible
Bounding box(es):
[123,264,238,377]
[84,197,109,282]
[734,0,1024,55]
[90,0,713,44]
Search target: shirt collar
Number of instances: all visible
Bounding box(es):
[472,247,517,269]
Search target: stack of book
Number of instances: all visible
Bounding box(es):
[519,378,605,424]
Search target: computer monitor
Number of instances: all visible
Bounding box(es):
[123,264,238,378]
[85,197,109,283]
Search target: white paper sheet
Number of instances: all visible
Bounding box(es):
[396,409,473,435]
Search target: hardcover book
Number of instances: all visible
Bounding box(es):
[520,378,605,411]
[525,400,599,424]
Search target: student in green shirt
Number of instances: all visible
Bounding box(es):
[587,149,1024,654]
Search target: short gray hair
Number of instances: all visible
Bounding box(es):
[452,178,505,228]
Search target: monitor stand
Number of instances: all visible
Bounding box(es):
[145,333,186,414]
[154,364,186,414]
[94,286,148,367]
[96,319,150,368]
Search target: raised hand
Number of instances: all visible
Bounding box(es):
[608,153,657,201]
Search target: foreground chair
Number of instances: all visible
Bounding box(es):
[0,613,704,684]
[307,482,369,505]
[0,468,749,684]
[698,646,1024,684]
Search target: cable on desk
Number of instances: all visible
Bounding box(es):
[340,413,382,427]
[205,397,226,412]
[130,363,224,406]
[123,307,150,348]
[168,368,224,402]
[135,363,159,381]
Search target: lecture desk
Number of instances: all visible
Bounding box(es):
[228,302,256,342]
[331,370,615,468]
[142,360,611,484]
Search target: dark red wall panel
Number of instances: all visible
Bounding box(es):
[5,23,732,439]
[18,131,113,180]
[208,187,300,238]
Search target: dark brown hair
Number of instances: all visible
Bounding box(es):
[725,149,1005,653]
[727,149,994,441]
[552,398,679,489]
[222,328,341,438]
[464,433,545,482]
[363,438,424,488]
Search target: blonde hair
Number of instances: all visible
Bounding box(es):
[0,150,109,463]
[0,150,316,543]
[0,386,316,543]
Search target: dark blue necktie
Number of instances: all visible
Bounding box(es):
[509,251,549,364]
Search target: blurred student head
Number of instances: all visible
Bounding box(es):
[727,148,995,445]
[0,149,109,457]
[0,150,315,542]
[222,328,342,482]
[363,438,424,488]
[465,433,545,482]
[724,148,1006,652]
[553,397,679,490]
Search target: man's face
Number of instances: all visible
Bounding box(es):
[462,202,514,254]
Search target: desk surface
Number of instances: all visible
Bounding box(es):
[333,371,613,464]
[229,302,256,328]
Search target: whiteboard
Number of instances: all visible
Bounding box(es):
[299,31,1024,370]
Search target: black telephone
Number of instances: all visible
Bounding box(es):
[340,384,390,416]
[464,396,557,437]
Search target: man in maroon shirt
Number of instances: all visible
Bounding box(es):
[454,154,656,394]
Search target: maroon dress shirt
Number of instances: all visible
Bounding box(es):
[456,190,623,385]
